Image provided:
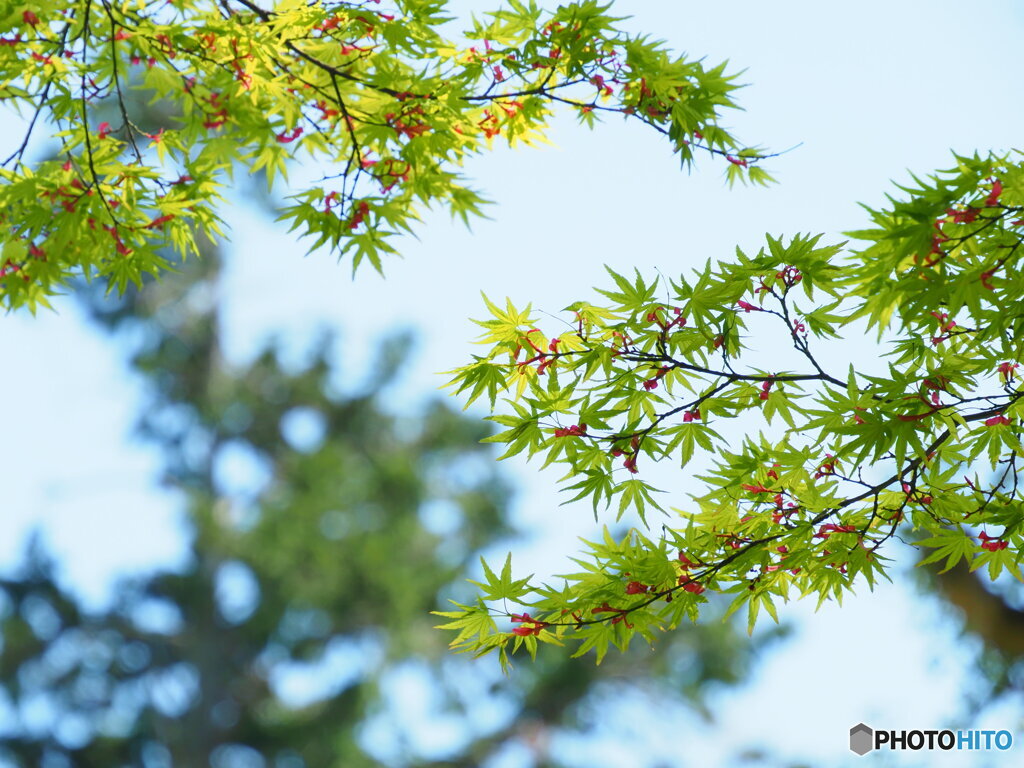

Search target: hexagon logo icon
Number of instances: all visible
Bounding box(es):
[850,723,874,756]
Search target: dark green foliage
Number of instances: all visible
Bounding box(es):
[0,247,771,767]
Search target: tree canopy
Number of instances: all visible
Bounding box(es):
[0,0,769,311]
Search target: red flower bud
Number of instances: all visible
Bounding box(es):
[979,531,1009,551]
[985,179,1003,208]
[510,612,546,636]
[677,575,706,594]
[146,214,175,229]
[276,126,303,143]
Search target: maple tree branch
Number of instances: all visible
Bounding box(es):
[498,388,1024,631]
[103,0,143,164]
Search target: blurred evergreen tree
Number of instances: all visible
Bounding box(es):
[0,244,774,768]
[925,560,1024,710]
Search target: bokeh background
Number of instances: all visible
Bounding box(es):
[3,1,1024,766]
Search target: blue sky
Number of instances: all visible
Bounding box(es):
[3,1,1024,765]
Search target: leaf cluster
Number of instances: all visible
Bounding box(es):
[0,0,771,310]
[442,157,1024,664]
